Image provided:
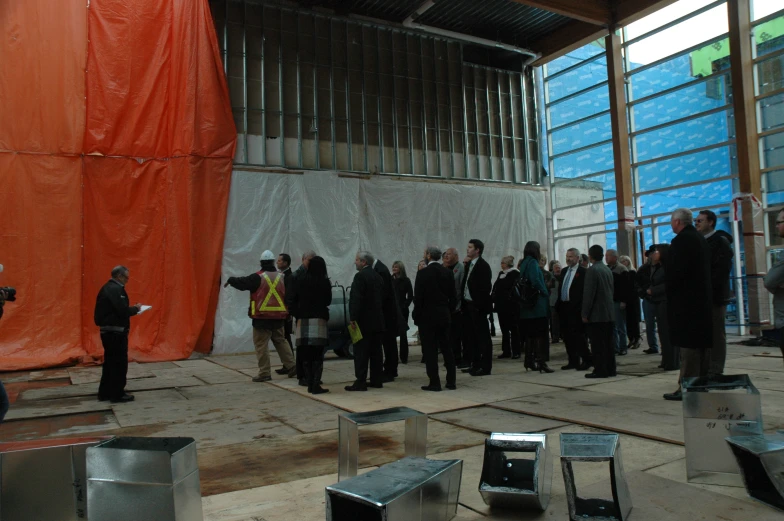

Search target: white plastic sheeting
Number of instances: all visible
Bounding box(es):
[213,170,547,354]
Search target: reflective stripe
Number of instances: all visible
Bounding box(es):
[260,273,286,312]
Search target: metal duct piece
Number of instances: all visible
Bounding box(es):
[338,407,428,481]
[0,436,113,521]
[682,374,763,486]
[86,437,203,521]
[726,433,784,511]
[479,433,552,510]
[560,433,632,521]
[326,457,463,521]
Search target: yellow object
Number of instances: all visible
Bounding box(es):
[259,272,286,311]
[348,321,363,344]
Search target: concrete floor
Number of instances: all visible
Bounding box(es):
[2,334,783,520]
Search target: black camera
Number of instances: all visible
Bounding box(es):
[0,287,16,301]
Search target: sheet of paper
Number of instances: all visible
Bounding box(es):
[138,305,152,314]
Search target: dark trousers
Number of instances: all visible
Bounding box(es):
[586,322,615,377]
[708,304,727,376]
[382,329,399,376]
[560,308,591,366]
[550,307,561,342]
[679,347,710,384]
[450,313,463,364]
[463,302,493,373]
[655,301,678,370]
[420,323,456,388]
[626,298,641,342]
[299,345,326,392]
[642,299,659,351]
[99,332,129,400]
[498,310,521,356]
[353,331,383,386]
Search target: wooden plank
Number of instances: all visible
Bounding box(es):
[614,0,680,27]
[509,0,609,26]
[529,20,608,66]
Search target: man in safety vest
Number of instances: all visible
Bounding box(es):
[224,250,297,382]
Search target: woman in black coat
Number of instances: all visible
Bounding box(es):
[287,256,332,394]
[620,255,642,350]
[391,261,414,363]
[648,245,676,371]
[492,255,521,359]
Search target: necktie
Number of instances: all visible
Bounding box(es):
[561,267,572,301]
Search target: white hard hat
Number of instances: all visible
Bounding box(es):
[260,250,275,261]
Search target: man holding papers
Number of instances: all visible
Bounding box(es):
[345,251,385,392]
[94,265,143,403]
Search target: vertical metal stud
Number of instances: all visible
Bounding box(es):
[313,14,319,169]
[223,0,228,75]
[345,21,353,170]
[406,34,415,175]
[497,70,505,180]
[260,4,267,165]
[329,19,336,170]
[296,13,303,168]
[446,43,456,178]
[420,37,429,176]
[242,1,249,164]
[508,72,517,183]
[520,71,531,184]
[460,44,470,179]
[360,25,369,172]
[433,38,442,177]
[473,66,481,179]
[376,28,384,172]
[278,11,284,165]
[486,67,494,180]
[391,32,400,173]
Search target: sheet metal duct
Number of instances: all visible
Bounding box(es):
[479,433,552,510]
[726,433,784,511]
[0,436,112,521]
[326,457,463,521]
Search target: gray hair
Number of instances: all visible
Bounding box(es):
[357,251,375,265]
[606,249,618,258]
[301,250,316,261]
[111,265,129,279]
[672,208,693,226]
[567,247,580,256]
[425,246,442,261]
[502,255,514,268]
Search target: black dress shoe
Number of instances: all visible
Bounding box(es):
[511,354,521,359]
[368,382,384,389]
[470,369,490,377]
[344,384,368,391]
[663,390,682,401]
[298,379,308,387]
[584,373,607,379]
[274,367,289,375]
[461,367,475,373]
[617,350,628,356]
[498,353,511,359]
[456,363,470,370]
[445,384,456,390]
[643,348,659,354]
[577,362,593,371]
[421,385,442,392]
[110,393,135,403]
[381,375,395,383]
[561,364,578,370]
[97,395,109,402]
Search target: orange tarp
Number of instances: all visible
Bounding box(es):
[0,0,236,371]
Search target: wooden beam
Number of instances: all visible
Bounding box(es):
[606,31,635,257]
[509,0,610,26]
[728,0,766,334]
[613,0,679,27]
[528,20,608,66]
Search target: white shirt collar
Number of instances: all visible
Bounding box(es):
[427,260,439,266]
[372,259,377,268]
[704,229,716,239]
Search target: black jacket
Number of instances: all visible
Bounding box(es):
[649,263,666,304]
[392,276,414,317]
[287,274,332,321]
[94,279,138,330]
[637,263,653,300]
[666,225,713,349]
[707,230,733,305]
[350,266,385,334]
[491,269,520,314]
[373,260,400,331]
[226,268,283,330]
[413,262,457,327]
[462,257,493,313]
[556,265,587,329]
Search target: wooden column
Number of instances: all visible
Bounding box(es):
[606,31,635,257]
[728,0,767,334]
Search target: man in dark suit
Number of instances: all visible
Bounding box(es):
[413,246,458,391]
[557,248,592,370]
[664,208,713,401]
[582,245,616,379]
[461,239,494,376]
[346,251,386,392]
[373,257,400,381]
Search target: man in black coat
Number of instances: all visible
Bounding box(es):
[413,246,458,391]
[277,253,298,379]
[696,210,733,376]
[461,239,494,376]
[664,208,713,401]
[373,258,401,381]
[94,265,142,403]
[346,251,385,391]
[557,248,592,370]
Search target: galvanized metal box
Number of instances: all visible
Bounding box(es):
[326,457,462,521]
[682,374,763,486]
[479,433,552,510]
[726,434,784,511]
[86,437,203,521]
[0,436,112,521]
[560,433,632,521]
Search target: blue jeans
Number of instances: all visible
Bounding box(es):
[613,302,628,353]
[0,380,9,423]
[642,299,659,352]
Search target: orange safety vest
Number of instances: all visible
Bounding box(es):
[249,271,288,320]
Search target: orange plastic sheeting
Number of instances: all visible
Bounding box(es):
[0,153,84,370]
[81,156,232,362]
[0,1,87,154]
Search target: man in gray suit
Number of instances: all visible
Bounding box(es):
[582,245,616,379]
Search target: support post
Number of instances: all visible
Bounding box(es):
[728,0,766,334]
[605,31,634,257]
